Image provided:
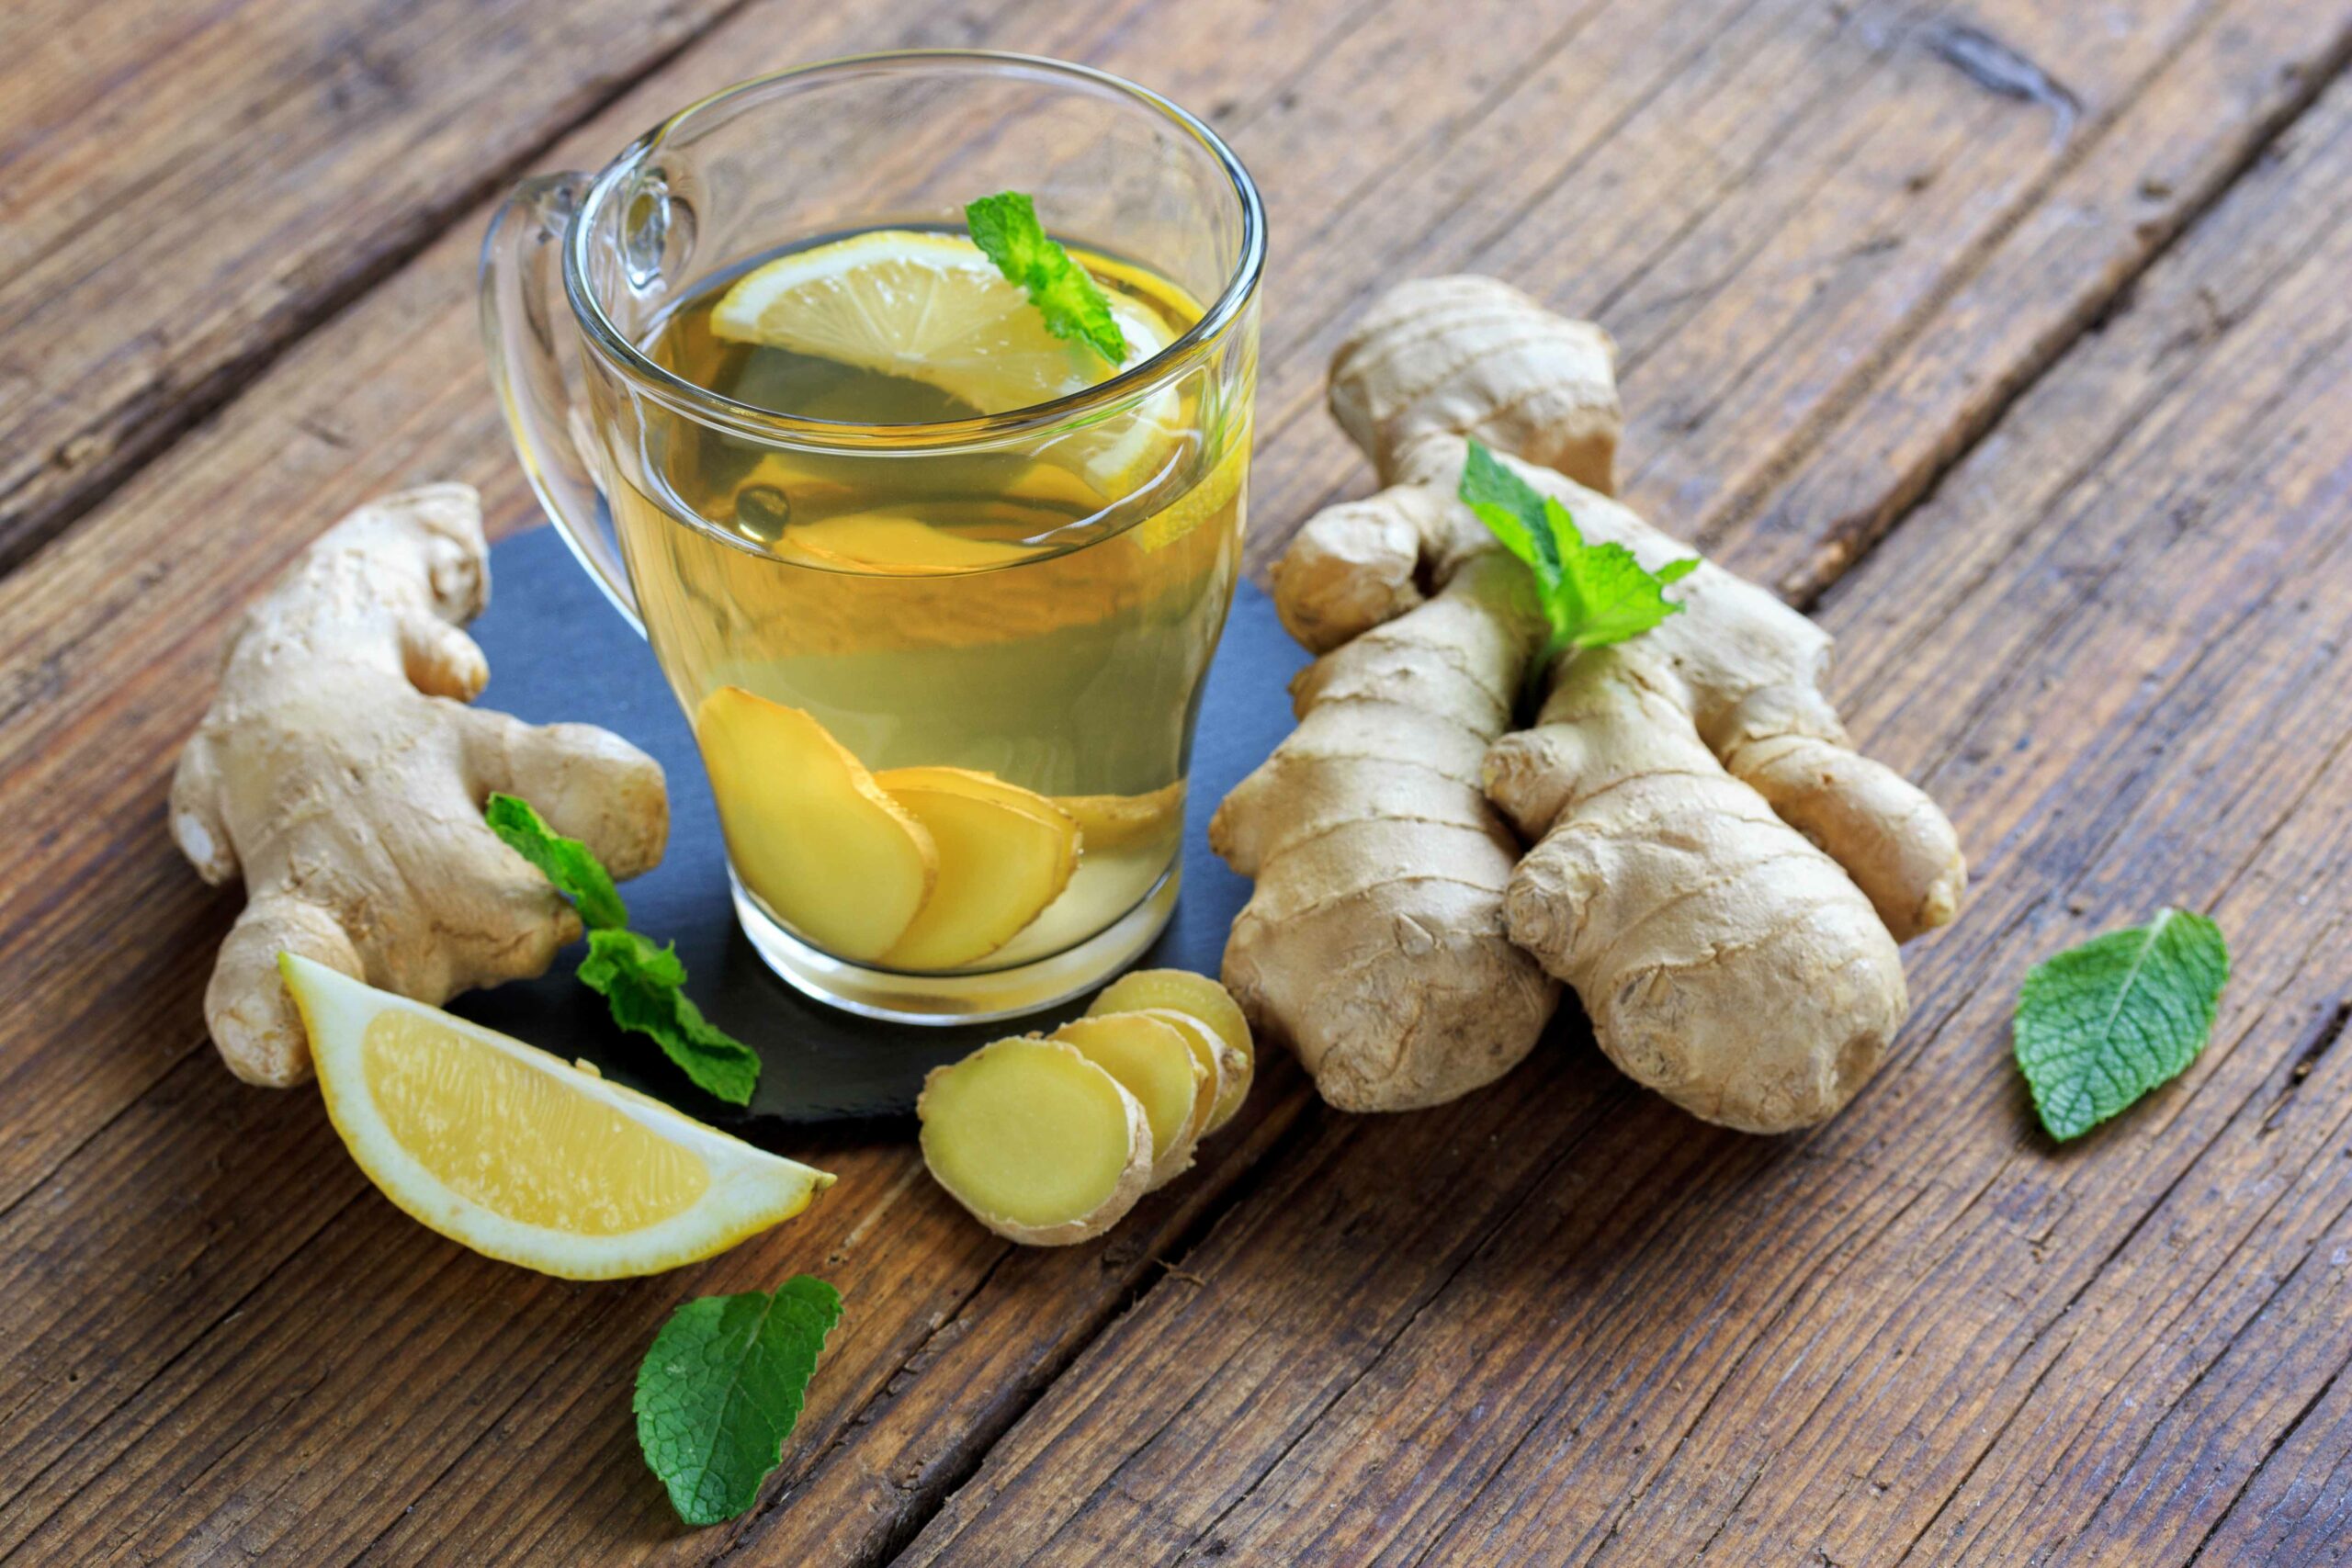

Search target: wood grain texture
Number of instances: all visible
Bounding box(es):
[0,0,766,575]
[899,70,2352,1567]
[1,0,2351,1562]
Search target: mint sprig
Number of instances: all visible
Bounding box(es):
[1458,439,1698,680]
[487,792,758,1104]
[636,1278,842,1528]
[966,191,1128,366]
[579,929,759,1106]
[2014,907,2230,1141]
[486,794,629,931]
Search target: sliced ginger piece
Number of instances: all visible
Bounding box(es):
[876,767,1080,970]
[1049,1012,1205,1190]
[1130,1008,1230,1145]
[695,688,936,962]
[918,1036,1150,1245]
[1089,969,1255,1131]
[1051,782,1186,852]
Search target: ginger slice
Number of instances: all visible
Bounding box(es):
[1048,1013,1206,1190]
[1051,782,1186,853]
[875,768,1080,970]
[1090,969,1255,1132]
[1129,1009,1232,1144]
[918,1036,1150,1246]
[695,689,936,962]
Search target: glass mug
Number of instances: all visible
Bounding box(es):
[481,51,1265,1022]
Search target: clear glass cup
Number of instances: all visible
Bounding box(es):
[481,51,1265,1022]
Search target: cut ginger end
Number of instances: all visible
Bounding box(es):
[695,688,936,962]
[875,768,1080,970]
[1090,969,1254,1132]
[919,1037,1150,1245]
[1049,1013,1204,1190]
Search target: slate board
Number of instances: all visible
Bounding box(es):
[452,525,1307,1141]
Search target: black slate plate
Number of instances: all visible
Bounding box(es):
[450,525,1307,1141]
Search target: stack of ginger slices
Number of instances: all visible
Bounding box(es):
[918,968,1256,1245]
[695,688,1180,971]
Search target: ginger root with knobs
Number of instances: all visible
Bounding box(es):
[171,485,668,1087]
[1218,276,1964,1130]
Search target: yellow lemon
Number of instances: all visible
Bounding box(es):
[281,955,830,1279]
[712,230,1179,491]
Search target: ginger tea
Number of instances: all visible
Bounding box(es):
[600,229,1250,1002]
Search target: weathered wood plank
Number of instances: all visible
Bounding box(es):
[1238,0,2352,591]
[894,69,2352,1567]
[0,0,758,574]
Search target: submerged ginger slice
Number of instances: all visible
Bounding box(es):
[695,689,936,961]
[919,1036,1150,1245]
[876,767,1080,970]
[1089,968,1255,1131]
[1051,782,1186,853]
[1049,1012,1206,1190]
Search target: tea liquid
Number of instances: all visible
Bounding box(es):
[607,235,1247,970]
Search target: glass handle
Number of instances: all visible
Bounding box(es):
[480,170,643,630]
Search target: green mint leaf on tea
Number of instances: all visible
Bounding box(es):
[966,191,1128,366]
[636,1277,842,1527]
[578,929,760,1106]
[1458,439,1698,669]
[487,792,628,931]
[2014,907,2230,1141]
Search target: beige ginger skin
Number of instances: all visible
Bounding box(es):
[171,486,668,1087]
[1221,276,1964,1131]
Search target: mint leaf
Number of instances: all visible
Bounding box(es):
[485,795,759,1104]
[1542,497,1694,649]
[1458,440,1697,670]
[1460,440,1564,595]
[487,792,628,931]
[636,1278,842,1528]
[966,191,1127,366]
[579,929,759,1106]
[2014,908,2230,1141]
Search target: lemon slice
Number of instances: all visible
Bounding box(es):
[713,231,1179,491]
[281,955,831,1279]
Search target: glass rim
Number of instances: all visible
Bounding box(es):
[561,49,1267,451]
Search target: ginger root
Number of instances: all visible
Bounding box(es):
[1224,276,1964,1130]
[170,486,667,1087]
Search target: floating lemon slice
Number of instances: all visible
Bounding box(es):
[282,955,830,1280]
[713,231,1180,491]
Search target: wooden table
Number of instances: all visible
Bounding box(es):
[7,0,2352,1561]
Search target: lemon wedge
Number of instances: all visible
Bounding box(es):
[281,954,830,1279]
[712,231,1180,491]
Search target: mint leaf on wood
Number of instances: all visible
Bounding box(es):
[2014,907,2230,1141]
[487,792,628,931]
[579,929,760,1106]
[966,191,1128,366]
[635,1278,843,1528]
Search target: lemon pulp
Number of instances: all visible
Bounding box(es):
[363,1010,711,1234]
